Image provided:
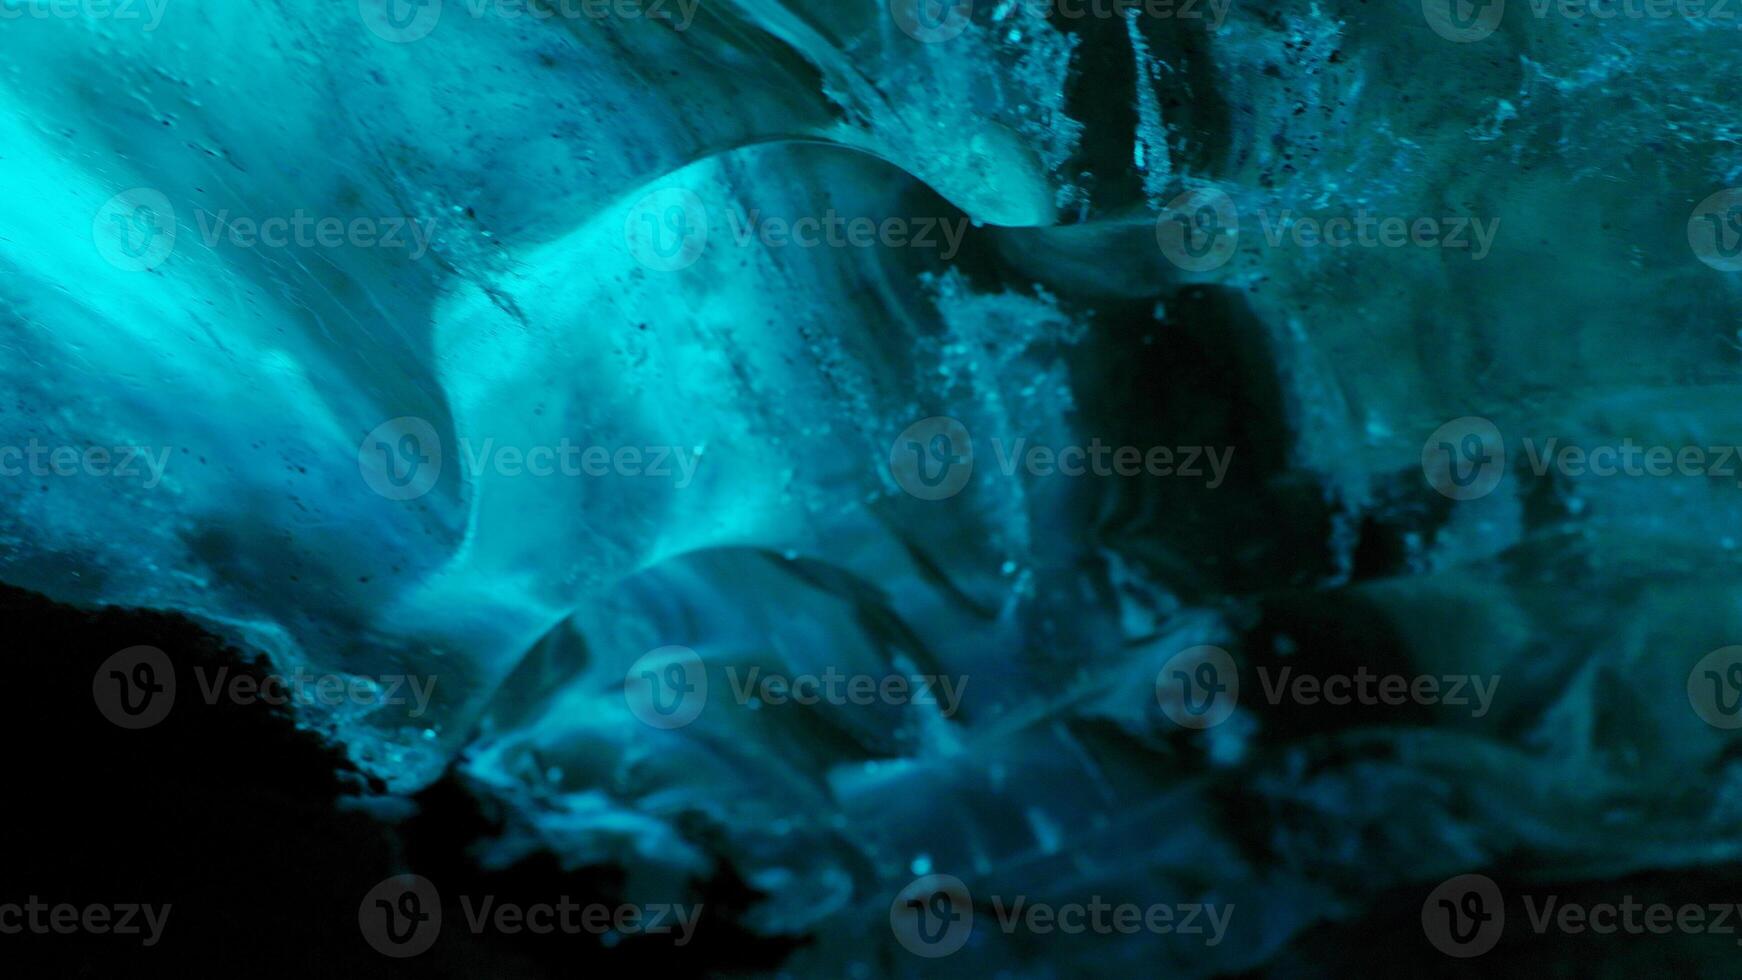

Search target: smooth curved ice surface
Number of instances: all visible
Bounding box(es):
[10,1,1742,973]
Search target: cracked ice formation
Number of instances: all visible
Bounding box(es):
[11,0,1742,974]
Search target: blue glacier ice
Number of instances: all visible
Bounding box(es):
[11,0,1742,974]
